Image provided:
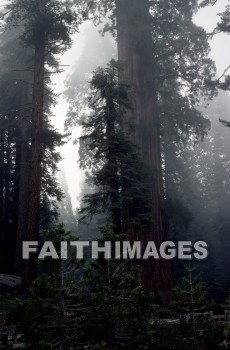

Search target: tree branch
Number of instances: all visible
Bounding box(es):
[199,0,218,8]
[217,65,230,81]
[219,118,230,127]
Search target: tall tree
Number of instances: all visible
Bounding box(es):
[0,25,34,273]
[64,0,216,301]
[0,22,66,275]
[1,0,90,286]
[26,0,47,285]
[79,60,152,236]
[115,0,168,299]
[114,0,216,300]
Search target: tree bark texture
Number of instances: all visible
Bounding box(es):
[22,0,46,288]
[115,0,172,302]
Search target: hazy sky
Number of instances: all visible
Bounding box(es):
[194,0,230,75]
[51,24,89,209]
[0,0,230,209]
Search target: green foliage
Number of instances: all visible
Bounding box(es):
[1,235,226,350]
[150,320,227,350]
[81,260,157,349]
[214,4,230,90]
[152,0,216,155]
[0,20,70,272]
[173,91,230,296]
[5,0,90,51]
[0,0,94,271]
[79,60,152,233]
[2,280,226,349]
[217,5,230,34]
[170,264,214,315]
[1,226,157,349]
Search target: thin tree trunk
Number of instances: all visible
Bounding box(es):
[4,130,14,272]
[14,108,30,276]
[115,0,172,302]
[0,127,5,271]
[0,128,5,234]
[106,102,122,235]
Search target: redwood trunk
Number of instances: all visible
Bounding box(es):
[22,0,46,288]
[115,0,172,302]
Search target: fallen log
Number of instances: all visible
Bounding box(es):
[0,275,22,288]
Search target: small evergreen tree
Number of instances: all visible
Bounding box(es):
[170,263,214,329]
[2,226,158,350]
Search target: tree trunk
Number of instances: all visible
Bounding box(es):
[0,127,5,231]
[115,0,172,302]
[106,102,122,235]
[4,130,14,272]
[14,108,30,276]
[22,0,46,289]
[0,127,5,271]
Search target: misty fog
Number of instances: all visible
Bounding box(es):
[51,1,230,211]
[2,1,230,348]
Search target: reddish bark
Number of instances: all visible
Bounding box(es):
[22,0,46,289]
[115,0,172,302]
